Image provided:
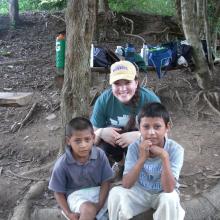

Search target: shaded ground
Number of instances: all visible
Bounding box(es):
[0,12,220,219]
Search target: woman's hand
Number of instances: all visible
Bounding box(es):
[101,127,122,146]
[115,131,140,148]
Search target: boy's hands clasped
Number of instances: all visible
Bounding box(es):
[139,139,168,161]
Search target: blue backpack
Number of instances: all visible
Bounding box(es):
[148,47,172,78]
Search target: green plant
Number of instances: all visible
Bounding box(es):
[39,0,66,10]
[109,0,175,16]
[0,0,9,14]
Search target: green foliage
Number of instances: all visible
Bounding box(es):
[109,0,175,16]
[0,0,42,14]
[0,0,9,14]
[39,0,66,10]
[0,0,66,14]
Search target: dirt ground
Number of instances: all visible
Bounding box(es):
[1,12,220,219]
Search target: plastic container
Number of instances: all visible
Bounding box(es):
[140,44,149,65]
[90,44,94,67]
[115,46,124,57]
[56,33,65,69]
[124,43,135,63]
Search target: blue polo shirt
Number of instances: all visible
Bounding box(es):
[49,146,114,197]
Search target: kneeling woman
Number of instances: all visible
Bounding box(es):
[90,61,160,174]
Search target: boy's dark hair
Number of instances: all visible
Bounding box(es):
[138,102,170,125]
[65,117,94,137]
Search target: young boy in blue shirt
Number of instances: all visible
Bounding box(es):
[49,117,114,220]
[108,102,185,220]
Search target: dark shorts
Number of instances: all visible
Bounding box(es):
[99,140,127,163]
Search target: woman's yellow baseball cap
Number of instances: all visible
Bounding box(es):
[109,60,137,84]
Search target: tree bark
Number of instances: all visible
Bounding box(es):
[210,0,220,55]
[174,0,182,30]
[9,0,19,26]
[181,0,212,89]
[98,0,110,13]
[60,0,97,151]
[203,0,214,71]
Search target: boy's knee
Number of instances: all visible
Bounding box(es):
[80,202,97,218]
[109,186,126,202]
[159,191,179,205]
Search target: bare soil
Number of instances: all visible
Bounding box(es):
[0,12,220,219]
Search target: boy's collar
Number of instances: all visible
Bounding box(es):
[65,146,98,164]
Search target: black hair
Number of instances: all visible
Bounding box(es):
[65,117,94,137]
[123,64,140,132]
[137,102,170,125]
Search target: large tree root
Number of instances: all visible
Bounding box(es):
[25,181,220,220]
[11,181,47,220]
[31,208,65,220]
[19,161,54,177]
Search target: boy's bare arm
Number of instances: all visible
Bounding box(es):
[54,192,79,220]
[123,140,151,188]
[149,146,176,192]
[160,152,176,192]
[95,181,111,212]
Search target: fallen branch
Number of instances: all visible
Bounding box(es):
[10,102,37,133]
[175,90,183,108]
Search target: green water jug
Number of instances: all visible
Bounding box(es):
[56,33,65,69]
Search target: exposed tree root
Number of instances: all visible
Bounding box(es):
[123,33,145,44]
[26,181,220,220]
[31,208,65,220]
[11,181,47,220]
[19,161,54,177]
[10,102,38,133]
[175,90,183,108]
[5,170,46,181]
[121,15,134,34]
[203,93,220,117]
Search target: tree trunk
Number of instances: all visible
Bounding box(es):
[9,0,19,26]
[181,0,212,89]
[60,0,97,152]
[210,0,220,55]
[196,0,204,38]
[203,0,214,71]
[174,0,183,30]
[98,0,110,13]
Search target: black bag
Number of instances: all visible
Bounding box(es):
[93,47,120,68]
